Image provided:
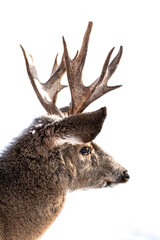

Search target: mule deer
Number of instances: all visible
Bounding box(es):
[0,22,129,240]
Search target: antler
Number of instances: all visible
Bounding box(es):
[63,22,123,114]
[21,21,123,117]
[20,45,67,116]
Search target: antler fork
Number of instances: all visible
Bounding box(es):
[20,46,67,116]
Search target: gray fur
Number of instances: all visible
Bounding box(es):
[0,107,129,240]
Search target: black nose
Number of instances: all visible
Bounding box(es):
[123,170,130,180]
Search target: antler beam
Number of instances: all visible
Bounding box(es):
[63,22,123,115]
[63,22,94,114]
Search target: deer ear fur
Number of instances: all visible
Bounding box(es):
[53,107,107,144]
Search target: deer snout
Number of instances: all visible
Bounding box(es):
[121,170,130,182]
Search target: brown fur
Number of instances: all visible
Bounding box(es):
[0,108,129,240]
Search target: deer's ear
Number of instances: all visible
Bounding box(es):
[54,107,107,144]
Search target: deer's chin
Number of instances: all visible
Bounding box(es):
[102,177,129,188]
[101,181,118,188]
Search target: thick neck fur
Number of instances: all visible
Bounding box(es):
[0,116,71,240]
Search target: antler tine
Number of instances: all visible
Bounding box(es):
[51,53,59,76]
[80,46,123,112]
[20,45,67,116]
[106,45,123,81]
[63,22,96,114]
[44,53,67,100]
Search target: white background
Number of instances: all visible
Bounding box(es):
[0,0,160,239]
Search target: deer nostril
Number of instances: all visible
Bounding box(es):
[123,170,130,180]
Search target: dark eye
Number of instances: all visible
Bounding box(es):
[80,147,91,155]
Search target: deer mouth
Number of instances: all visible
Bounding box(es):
[102,171,130,188]
[102,181,117,188]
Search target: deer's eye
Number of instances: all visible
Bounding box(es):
[80,147,91,155]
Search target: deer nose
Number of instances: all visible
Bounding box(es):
[123,170,130,181]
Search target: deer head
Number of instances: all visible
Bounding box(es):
[0,22,129,240]
[20,22,129,191]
